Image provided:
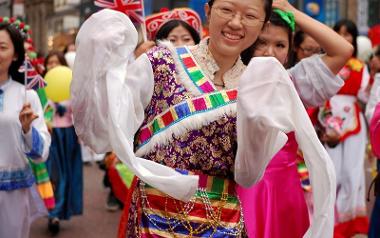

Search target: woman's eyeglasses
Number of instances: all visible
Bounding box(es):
[213,6,265,27]
[299,46,322,55]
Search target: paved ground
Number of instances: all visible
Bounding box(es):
[30,164,122,238]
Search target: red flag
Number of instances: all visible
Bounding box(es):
[94,0,144,23]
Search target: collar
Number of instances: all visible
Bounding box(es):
[190,38,246,89]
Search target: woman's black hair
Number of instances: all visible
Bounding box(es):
[287,30,305,66]
[155,19,201,44]
[293,30,305,49]
[241,10,294,67]
[44,50,68,75]
[333,19,358,57]
[208,0,273,23]
[0,23,25,85]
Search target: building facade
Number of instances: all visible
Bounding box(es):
[13,0,380,54]
[24,0,54,54]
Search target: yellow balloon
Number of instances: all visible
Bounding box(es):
[44,66,72,103]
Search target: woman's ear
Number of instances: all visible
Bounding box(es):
[204,3,211,23]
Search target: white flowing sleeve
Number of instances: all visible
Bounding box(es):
[288,55,344,107]
[235,57,336,238]
[71,9,198,202]
[366,73,380,121]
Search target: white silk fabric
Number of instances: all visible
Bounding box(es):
[71,9,198,202]
[235,57,336,238]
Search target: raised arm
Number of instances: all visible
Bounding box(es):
[71,9,199,202]
[71,9,154,152]
[273,0,353,74]
[236,57,336,238]
[21,90,51,163]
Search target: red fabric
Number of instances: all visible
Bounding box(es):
[118,176,138,238]
[334,217,369,238]
[108,166,128,204]
[339,103,362,141]
[306,107,319,125]
[369,24,380,47]
[370,103,380,158]
[338,67,364,96]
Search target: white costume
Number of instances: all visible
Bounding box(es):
[0,79,51,238]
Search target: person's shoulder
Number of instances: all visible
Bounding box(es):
[8,79,25,91]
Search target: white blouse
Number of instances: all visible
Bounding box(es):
[0,79,51,190]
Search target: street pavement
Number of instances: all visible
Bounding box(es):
[30,163,122,238]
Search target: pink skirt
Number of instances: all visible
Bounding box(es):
[237,133,309,238]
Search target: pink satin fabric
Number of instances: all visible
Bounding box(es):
[237,132,309,238]
[370,103,380,158]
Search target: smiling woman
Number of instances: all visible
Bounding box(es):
[0,23,51,238]
[72,0,272,236]
[72,0,335,237]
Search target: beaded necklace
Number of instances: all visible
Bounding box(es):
[139,182,244,237]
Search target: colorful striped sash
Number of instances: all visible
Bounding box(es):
[176,46,217,94]
[29,160,55,210]
[139,169,243,237]
[136,89,237,148]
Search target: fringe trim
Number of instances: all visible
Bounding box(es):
[135,103,237,157]
[158,41,204,96]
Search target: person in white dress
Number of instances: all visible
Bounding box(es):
[0,22,50,238]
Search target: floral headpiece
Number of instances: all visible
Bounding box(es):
[145,8,202,41]
[273,9,295,32]
[0,16,32,40]
[0,16,45,74]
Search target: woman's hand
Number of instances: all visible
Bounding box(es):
[273,0,296,13]
[134,41,156,58]
[321,128,341,148]
[19,103,39,133]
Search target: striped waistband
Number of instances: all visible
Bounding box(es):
[144,169,237,202]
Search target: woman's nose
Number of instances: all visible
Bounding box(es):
[264,46,275,57]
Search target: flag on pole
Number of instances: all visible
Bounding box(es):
[20,60,47,91]
[94,0,145,23]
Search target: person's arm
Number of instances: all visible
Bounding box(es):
[236,57,336,237]
[20,91,51,163]
[273,0,354,74]
[72,9,199,202]
[72,9,154,153]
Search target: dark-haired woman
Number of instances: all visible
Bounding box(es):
[289,30,321,67]
[43,50,83,235]
[0,23,50,238]
[238,0,352,237]
[325,19,371,237]
[155,19,201,46]
[72,0,337,237]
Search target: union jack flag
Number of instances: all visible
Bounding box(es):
[94,0,145,23]
[20,60,47,90]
